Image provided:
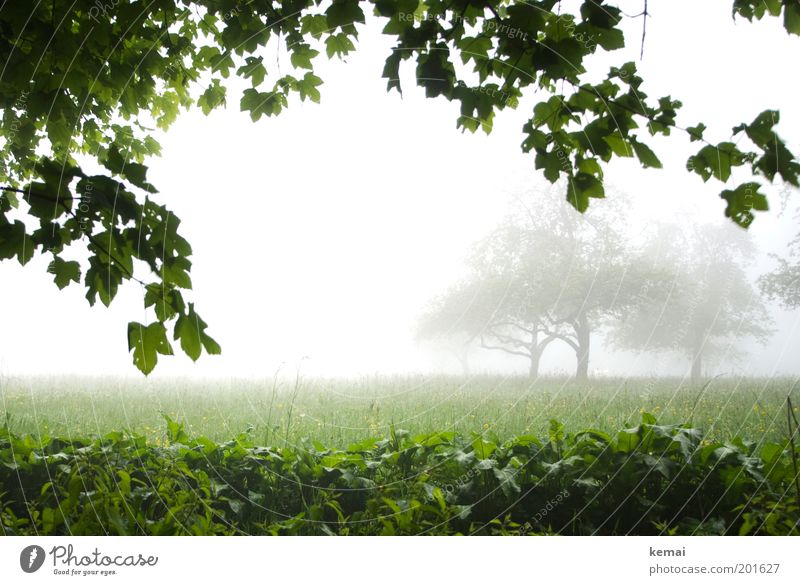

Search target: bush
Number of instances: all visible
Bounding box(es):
[1,414,798,535]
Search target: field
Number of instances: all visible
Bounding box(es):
[1,375,799,536]
[2,375,798,445]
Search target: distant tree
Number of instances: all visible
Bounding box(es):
[612,223,773,383]
[419,188,649,380]
[760,202,800,308]
[415,277,490,376]
[417,248,562,379]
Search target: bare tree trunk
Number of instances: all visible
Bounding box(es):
[528,329,553,380]
[575,315,591,382]
[528,346,541,379]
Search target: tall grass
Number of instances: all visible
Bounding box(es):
[0,374,798,447]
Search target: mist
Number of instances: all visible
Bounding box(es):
[1,0,798,381]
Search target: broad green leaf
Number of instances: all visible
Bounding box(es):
[326,0,365,30]
[127,322,173,375]
[719,182,769,228]
[630,139,663,168]
[325,33,356,59]
[174,303,221,362]
[48,257,81,289]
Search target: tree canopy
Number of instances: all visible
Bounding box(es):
[1,0,798,373]
[760,202,800,309]
[611,222,773,382]
[418,188,652,380]
[421,204,773,381]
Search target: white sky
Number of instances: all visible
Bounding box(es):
[1,1,799,379]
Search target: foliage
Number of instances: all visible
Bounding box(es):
[1,413,798,535]
[0,1,798,373]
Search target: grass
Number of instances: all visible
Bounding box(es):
[2,374,800,535]
[1,374,798,447]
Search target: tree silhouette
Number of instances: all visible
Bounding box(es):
[612,222,773,383]
[419,188,649,380]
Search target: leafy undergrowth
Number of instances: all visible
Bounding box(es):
[1,414,798,535]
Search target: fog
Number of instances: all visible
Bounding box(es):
[1,0,799,380]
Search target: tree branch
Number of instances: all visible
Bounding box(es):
[537,333,559,351]
[480,335,531,358]
[56,199,145,286]
[485,327,531,350]
[1,185,75,200]
[5,184,145,286]
[542,326,579,351]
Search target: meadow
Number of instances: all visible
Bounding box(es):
[2,375,799,536]
[1,375,797,446]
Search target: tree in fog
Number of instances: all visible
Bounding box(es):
[612,223,773,383]
[418,224,565,379]
[760,202,800,308]
[415,278,491,376]
[419,188,648,380]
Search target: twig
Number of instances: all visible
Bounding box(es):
[640,0,648,60]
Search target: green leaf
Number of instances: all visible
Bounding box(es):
[688,142,743,183]
[535,150,568,183]
[48,257,81,289]
[198,80,228,113]
[325,33,356,59]
[103,146,154,191]
[472,436,497,460]
[719,182,769,228]
[577,157,603,178]
[174,303,220,362]
[382,51,403,95]
[594,27,625,51]
[533,96,566,131]
[144,283,185,321]
[236,57,266,88]
[0,190,19,212]
[47,116,73,147]
[0,219,28,262]
[549,419,565,445]
[162,255,193,289]
[492,466,521,496]
[566,172,605,212]
[127,322,173,375]
[240,88,284,121]
[415,49,455,98]
[630,138,662,168]
[602,132,633,157]
[298,73,323,103]
[784,2,800,34]
[301,14,330,39]
[290,45,319,70]
[686,123,706,142]
[326,0,365,31]
[163,413,190,444]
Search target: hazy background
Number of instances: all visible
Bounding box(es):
[1,0,798,379]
